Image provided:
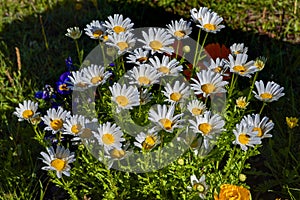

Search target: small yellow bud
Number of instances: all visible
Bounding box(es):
[183,45,191,53]
[239,173,247,182]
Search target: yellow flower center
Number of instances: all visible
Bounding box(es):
[238,133,250,145]
[254,60,265,70]
[191,107,203,116]
[236,98,248,109]
[81,128,92,138]
[142,135,157,150]
[50,119,64,131]
[117,42,129,51]
[71,124,82,134]
[102,133,115,145]
[76,82,87,88]
[59,84,69,91]
[201,83,215,94]
[214,66,222,73]
[203,23,216,31]
[91,76,103,84]
[260,92,273,99]
[233,65,247,74]
[113,26,125,34]
[174,30,186,38]
[110,148,125,159]
[50,158,66,171]
[253,127,263,137]
[116,95,129,107]
[92,30,103,38]
[102,35,109,41]
[138,76,150,85]
[198,123,212,135]
[158,66,170,74]
[159,118,172,130]
[193,183,205,192]
[170,92,182,102]
[286,117,299,129]
[137,57,148,63]
[149,40,163,51]
[22,109,34,119]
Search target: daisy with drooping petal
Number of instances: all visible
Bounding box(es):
[253,80,285,102]
[148,104,184,133]
[198,11,225,33]
[232,120,262,151]
[126,48,150,65]
[65,27,82,40]
[206,57,228,76]
[40,146,75,178]
[41,107,71,134]
[127,64,161,87]
[149,55,183,76]
[166,18,192,40]
[230,43,248,55]
[242,114,274,139]
[68,70,89,91]
[134,127,160,151]
[106,32,136,55]
[254,56,267,71]
[139,88,152,105]
[187,174,209,199]
[191,69,228,98]
[235,96,249,109]
[187,99,206,116]
[109,83,140,112]
[228,53,257,78]
[93,122,125,151]
[63,114,87,140]
[189,111,225,149]
[81,64,112,87]
[14,100,39,122]
[163,80,190,104]
[104,14,134,34]
[190,7,211,24]
[105,143,133,169]
[138,28,174,54]
[84,20,107,40]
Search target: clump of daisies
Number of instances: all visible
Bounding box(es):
[13,8,286,200]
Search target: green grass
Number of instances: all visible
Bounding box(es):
[0,0,299,199]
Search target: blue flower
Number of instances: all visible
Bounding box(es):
[65,56,75,71]
[56,71,72,95]
[35,85,57,100]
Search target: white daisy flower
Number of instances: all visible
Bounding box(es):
[148,104,184,133]
[162,80,190,104]
[253,80,285,102]
[41,107,71,134]
[242,114,274,139]
[254,56,267,71]
[134,127,160,151]
[189,111,225,149]
[93,122,125,151]
[191,69,228,98]
[138,28,174,54]
[126,48,150,65]
[228,53,258,78]
[127,64,161,87]
[149,55,183,76]
[84,20,107,40]
[206,57,228,76]
[187,174,209,199]
[14,100,39,122]
[63,114,87,140]
[65,27,82,40]
[104,14,134,34]
[105,144,133,169]
[68,70,89,91]
[40,146,75,178]
[198,11,225,33]
[187,99,206,116]
[232,120,262,151]
[106,32,136,55]
[81,64,112,87]
[230,43,248,55]
[190,7,211,24]
[166,18,192,40]
[109,83,140,112]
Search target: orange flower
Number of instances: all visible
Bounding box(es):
[205,43,230,60]
[214,184,251,200]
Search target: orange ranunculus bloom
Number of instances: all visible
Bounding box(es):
[214,184,251,200]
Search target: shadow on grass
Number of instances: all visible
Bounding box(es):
[0,0,299,199]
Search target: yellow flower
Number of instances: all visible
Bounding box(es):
[214,184,251,200]
[286,117,299,129]
[236,96,249,109]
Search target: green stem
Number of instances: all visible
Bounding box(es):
[99,40,107,67]
[175,40,180,59]
[259,102,267,114]
[192,29,201,70]
[196,32,209,66]
[61,177,78,200]
[74,39,82,66]
[227,73,237,99]
[246,71,259,102]
[224,145,236,179]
